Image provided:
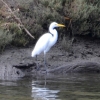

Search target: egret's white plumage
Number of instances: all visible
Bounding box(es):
[31,22,65,71]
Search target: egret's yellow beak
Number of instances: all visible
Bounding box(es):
[57,24,66,27]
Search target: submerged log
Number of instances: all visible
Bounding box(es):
[48,61,100,74]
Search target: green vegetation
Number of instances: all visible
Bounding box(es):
[9,23,28,46]
[64,0,100,37]
[0,0,100,51]
[0,29,13,51]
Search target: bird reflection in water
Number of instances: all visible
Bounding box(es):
[31,76,60,100]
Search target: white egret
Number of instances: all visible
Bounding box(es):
[31,22,65,71]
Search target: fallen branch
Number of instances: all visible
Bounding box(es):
[1,0,35,39]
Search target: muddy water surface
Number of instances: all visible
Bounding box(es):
[0,73,100,100]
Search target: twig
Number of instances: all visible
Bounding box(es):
[64,17,71,30]
[1,0,34,39]
[65,16,74,43]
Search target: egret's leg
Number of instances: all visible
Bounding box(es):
[44,54,47,71]
[36,55,39,71]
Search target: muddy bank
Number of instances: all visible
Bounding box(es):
[0,36,100,80]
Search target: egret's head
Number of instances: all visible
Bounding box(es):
[50,22,65,30]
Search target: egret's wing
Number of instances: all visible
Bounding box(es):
[45,30,58,53]
[31,33,51,57]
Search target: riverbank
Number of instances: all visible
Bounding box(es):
[0,35,100,80]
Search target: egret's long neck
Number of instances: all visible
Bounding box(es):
[49,26,58,45]
[49,26,53,35]
[49,26,57,36]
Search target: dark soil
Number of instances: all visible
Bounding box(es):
[1,36,100,80]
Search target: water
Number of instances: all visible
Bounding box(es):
[0,73,100,100]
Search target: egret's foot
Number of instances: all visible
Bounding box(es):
[41,69,49,74]
[36,63,39,71]
[43,67,50,73]
[45,69,49,74]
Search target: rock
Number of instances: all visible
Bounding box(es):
[0,64,25,80]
